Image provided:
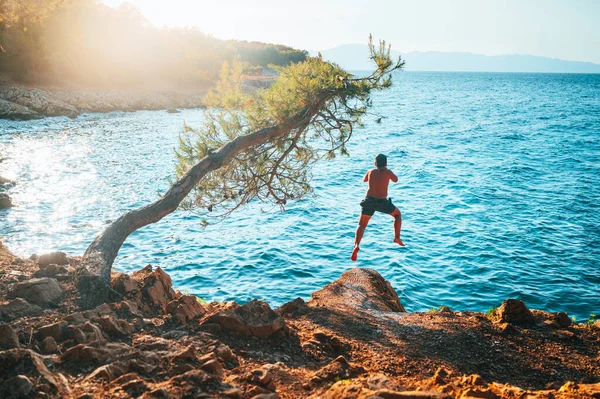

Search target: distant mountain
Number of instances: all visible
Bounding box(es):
[311,44,600,73]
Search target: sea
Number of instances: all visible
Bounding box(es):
[1,71,599,321]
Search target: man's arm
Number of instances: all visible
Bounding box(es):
[363,170,370,182]
[388,170,398,183]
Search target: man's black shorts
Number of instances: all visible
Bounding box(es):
[360,196,397,216]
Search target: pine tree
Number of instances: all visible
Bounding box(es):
[76,36,405,307]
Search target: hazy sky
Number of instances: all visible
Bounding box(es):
[102,0,600,64]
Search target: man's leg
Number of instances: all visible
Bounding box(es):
[351,214,371,261]
[391,208,405,246]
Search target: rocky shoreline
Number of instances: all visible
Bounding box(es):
[0,78,275,121]
[0,86,208,121]
[0,242,599,398]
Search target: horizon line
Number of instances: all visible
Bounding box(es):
[313,45,600,66]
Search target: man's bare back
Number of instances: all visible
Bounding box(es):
[364,167,398,198]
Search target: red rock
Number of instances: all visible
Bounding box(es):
[553,312,572,328]
[221,387,243,398]
[310,268,406,312]
[73,321,106,344]
[200,358,224,377]
[431,367,450,385]
[167,294,206,324]
[376,390,451,398]
[135,266,176,313]
[460,387,497,398]
[0,349,69,395]
[112,272,139,297]
[142,388,169,398]
[277,297,310,316]
[94,315,134,337]
[86,361,128,381]
[205,299,286,339]
[312,356,364,384]
[205,311,249,335]
[214,344,233,361]
[367,373,404,392]
[84,303,114,318]
[491,299,534,324]
[169,369,213,386]
[251,394,279,399]
[245,367,275,390]
[107,373,148,397]
[171,344,197,362]
[116,300,144,318]
[61,342,132,364]
[461,374,486,387]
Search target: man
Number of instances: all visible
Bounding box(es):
[351,154,405,261]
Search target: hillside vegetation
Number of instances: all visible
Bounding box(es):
[0,0,307,89]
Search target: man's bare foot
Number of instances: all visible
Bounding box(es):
[351,246,360,261]
[394,237,405,247]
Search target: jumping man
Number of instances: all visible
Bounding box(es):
[351,154,405,261]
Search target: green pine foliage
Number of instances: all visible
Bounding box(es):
[176,36,404,216]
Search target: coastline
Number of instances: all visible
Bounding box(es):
[0,78,274,121]
[0,241,598,398]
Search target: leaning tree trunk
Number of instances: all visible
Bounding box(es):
[76,112,313,307]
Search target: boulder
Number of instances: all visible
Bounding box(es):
[0,175,15,186]
[311,355,364,385]
[4,270,29,283]
[132,265,176,313]
[0,349,69,394]
[8,277,63,305]
[73,322,106,344]
[38,321,70,342]
[310,268,406,312]
[166,295,206,324]
[42,336,58,354]
[0,98,42,120]
[553,312,572,328]
[200,358,224,377]
[112,272,139,298]
[367,373,404,392]
[245,367,275,390]
[86,361,129,382]
[491,299,534,324]
[38,252,69,266]
[61,342,132,364]
[204,299,286,339]
[0,193,13,208]
[0,87,79,118]
[0,323,20,348]
[277,297,310,316]
[8,375,34,396]
[0,298,42,321]
[94,315,134,337]
[34,263,73,279]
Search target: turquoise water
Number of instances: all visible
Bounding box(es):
[1,72,599,320]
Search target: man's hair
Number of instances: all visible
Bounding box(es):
[375,154,387,168]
